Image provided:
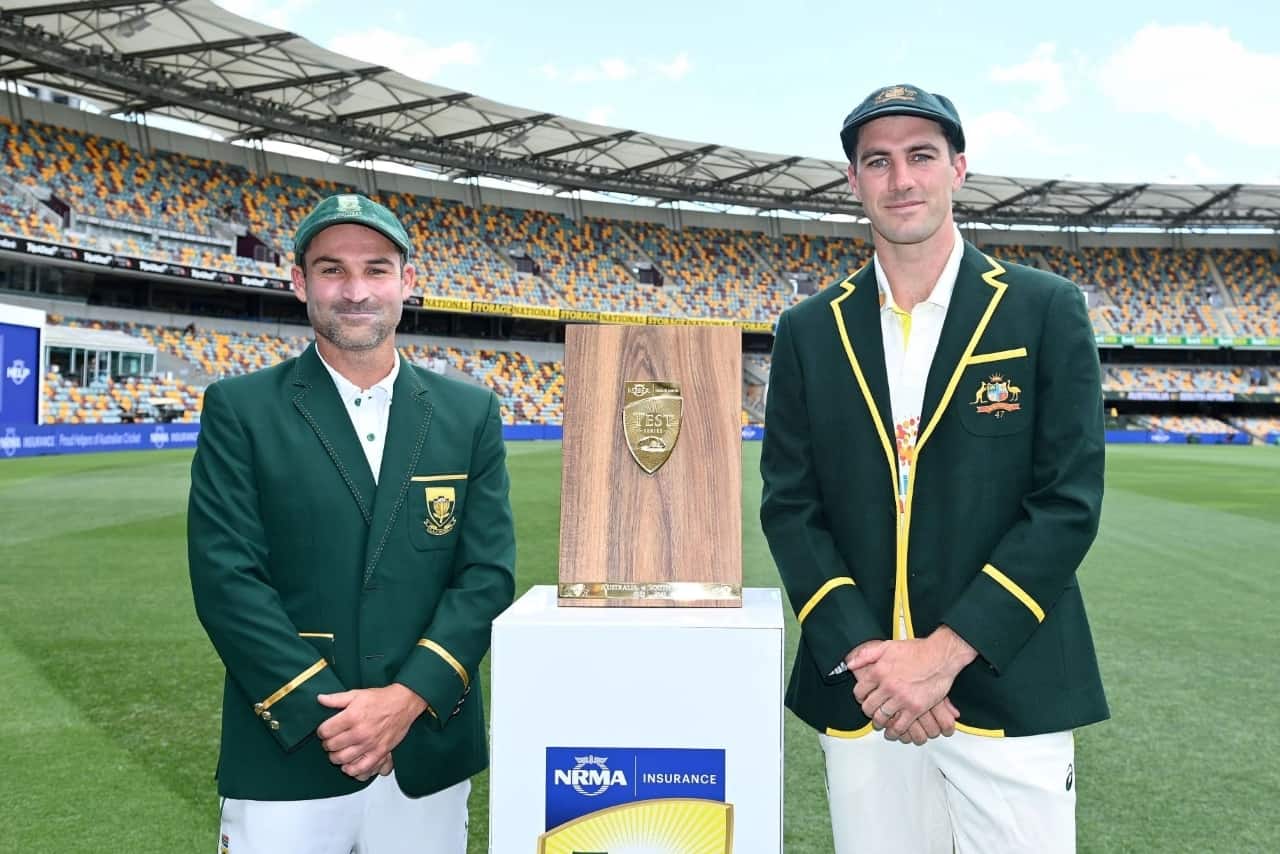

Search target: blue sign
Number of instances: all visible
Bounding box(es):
[0,422,201,459]
[0,322,40,425]
[545,746,726,831]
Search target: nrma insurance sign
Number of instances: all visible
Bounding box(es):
[542,747,731,854]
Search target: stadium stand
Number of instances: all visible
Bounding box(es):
[1214,249,1280,338]
[1103,364,1277,394]
[1139,415,1240,434]
[3,114,1277,339]
[1236,417,1280,441]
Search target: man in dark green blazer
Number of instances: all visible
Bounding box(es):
[761,85,1106,853]
[188,194,515,854]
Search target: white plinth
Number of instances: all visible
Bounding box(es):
[489,585,785,854]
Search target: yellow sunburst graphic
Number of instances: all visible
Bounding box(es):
[538,798,734,854]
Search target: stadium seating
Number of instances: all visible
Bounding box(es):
[42,368,202,424]
[4,115,1278,339]
[1140,414,1239,434]
[1236,417,1280,441]
[1213,249,1280,337]
[1103,364,1277,394]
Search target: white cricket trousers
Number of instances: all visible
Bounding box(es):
[819,728,1076,854]
[216,773,469,854]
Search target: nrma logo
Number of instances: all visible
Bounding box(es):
[150,426,169,449]
[553,754,627,797]
[1,427,19,458]
[6,359,30,385]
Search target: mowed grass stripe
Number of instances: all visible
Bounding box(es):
[0,444,1276,852]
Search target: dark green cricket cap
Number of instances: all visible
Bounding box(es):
[293,193,412,262]
[840,84,965,161]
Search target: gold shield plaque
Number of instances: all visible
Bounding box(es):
[622,381,682,475]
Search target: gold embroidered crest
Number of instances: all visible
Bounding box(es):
[875,85,918,104]
[972,373,1023,419]
[424,486,457,535]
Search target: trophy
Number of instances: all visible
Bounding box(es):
[558,324,743,607]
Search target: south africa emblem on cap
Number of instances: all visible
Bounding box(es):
[336,194,363,213]
[622,380,682,475]
[424,486,457,535]
[971,374,1022,418]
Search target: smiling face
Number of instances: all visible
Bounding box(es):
[290,223,415,354]
[847,114,967,251]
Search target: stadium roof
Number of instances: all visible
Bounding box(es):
[3,0,1280,229]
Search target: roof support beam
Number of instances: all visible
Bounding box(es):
[1169,184,1243,225]
[435,112,554,142]
[705,156,800,188]
[609,144,717,178]
[335,92,472,121]
[981,179,1059,215]
[235,66,384,95]
[7,0,171,15]
[522,129,636,160]
[121,33,295,61]
[1083,183,1148,215]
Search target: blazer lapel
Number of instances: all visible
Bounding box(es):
[829,263,897,487]
[917,243,1010,452]
[291,343,375,524]
[363,358,433,584]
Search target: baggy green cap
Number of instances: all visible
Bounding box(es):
[293,193,412,263]
[840,84,965,161]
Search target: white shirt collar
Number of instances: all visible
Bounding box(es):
[873,225,965,313]
[315,345,400,401]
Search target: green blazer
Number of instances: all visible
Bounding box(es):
[188,343,516,800]
[761,243,1108,739]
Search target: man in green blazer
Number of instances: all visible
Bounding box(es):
[761,85,1107,853]
[188,193,515,854]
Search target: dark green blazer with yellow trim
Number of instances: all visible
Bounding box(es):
[761,242,1108,739]
[188,342,515,800]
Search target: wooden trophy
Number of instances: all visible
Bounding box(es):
[558,324,742,607]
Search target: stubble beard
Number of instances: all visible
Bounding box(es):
[309,300,399,352]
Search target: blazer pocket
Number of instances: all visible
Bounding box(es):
[956,360,1032,438]
[408,474,469,551]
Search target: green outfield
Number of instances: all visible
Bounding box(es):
[1,443,1277,853]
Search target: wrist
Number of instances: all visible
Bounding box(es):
[930,625,978,677]
[391,682,429,717]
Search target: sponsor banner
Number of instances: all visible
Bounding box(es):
[1094,333,1279,349]
[1268,432,1280,445]
[1,322,40,426]
[598,311,651,326]
[1104,430,1252,445]
[1110,390,1280,403]
[0,422,200,459]
[545,746,726,833]
[419,295,473,313]
[741,425,764,441]
[740,320,774,333]
[0,234,290,289]
[646,316,737,327]
[509,304,562,321]
[558,309,601,323]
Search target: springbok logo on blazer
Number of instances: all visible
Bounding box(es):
[622,381,682,475]
[972,373,1022,419]
[424,486,457,535]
